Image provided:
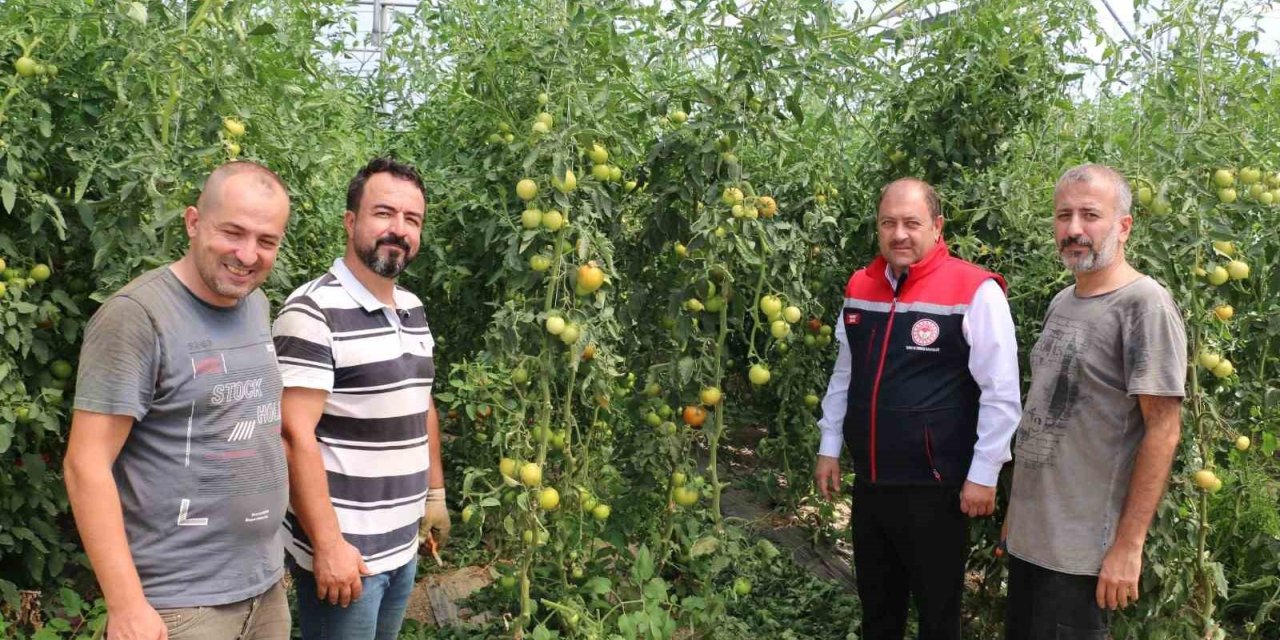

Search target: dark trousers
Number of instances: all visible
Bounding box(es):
[852,483,967,640]
[1004,555,1110,639]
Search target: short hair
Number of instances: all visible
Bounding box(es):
[1055,164,1132,217]
[196,161,287,211]
[345,157,426,214]
[878,178,942,219]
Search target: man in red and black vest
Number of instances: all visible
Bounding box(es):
[814,178,1022,640]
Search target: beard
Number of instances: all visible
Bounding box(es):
[1059,222,1120,273]
[356,233,416,278]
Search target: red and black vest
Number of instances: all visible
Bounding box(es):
[841,241,1005,486]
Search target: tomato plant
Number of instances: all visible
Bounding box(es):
[3,0,1279,638]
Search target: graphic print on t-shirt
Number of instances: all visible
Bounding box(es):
[176,340,286,528]
[1016,312,1088,468]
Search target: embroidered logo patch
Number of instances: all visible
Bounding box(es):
[844,310,861,326]
[910,319,940,347]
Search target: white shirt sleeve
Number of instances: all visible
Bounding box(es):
[960,279,1022,486]
[272,300,336,392]
[816,313,852,458]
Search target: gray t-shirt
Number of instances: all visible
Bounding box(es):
[74,267,288,608]
[1006,276,1186,575]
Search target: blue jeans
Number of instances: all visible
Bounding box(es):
[289,557,417,640]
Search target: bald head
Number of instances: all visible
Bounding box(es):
[878,178,941,220]
[179,161,290,306]
[196,161,288,214]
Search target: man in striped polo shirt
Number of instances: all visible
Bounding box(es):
[272,158,447,639]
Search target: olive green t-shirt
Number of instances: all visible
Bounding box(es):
[1007,276,1186,575]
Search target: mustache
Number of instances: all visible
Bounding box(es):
[376,235,411,252]
[1059,236,1094,250]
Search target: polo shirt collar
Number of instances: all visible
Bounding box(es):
[330,257,389,313]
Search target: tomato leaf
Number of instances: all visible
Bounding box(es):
[690,535,719,558]
[642,577,668,601]
[633,545,654,583]
[1207,561,1228,599]
[248,22,277,36]
[755,538,779,560]
[784,92,804,125]
[0,180,13,213]
[73,168,92,204]
[583,576,611,595]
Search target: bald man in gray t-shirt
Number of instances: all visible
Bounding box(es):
[74,271,287,606]
[64,162,293,640]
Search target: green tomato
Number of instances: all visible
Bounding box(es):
[1207,266,1229,286]
[29,263,50,284]
[521,208,543,230]
[50,360,74,380]
[14,57,38,77]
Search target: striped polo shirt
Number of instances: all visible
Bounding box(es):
[272,257,435,574]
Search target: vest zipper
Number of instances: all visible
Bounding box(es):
[868,297,897,484]
[924,426,942,483]
[869,268,907,485]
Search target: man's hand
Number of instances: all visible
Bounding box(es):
[420,488,451,548]
[959,480,996,517]
[1096,542,1142,610]
[814,455,841,500]
[312,540,370,607]
[107,601,168,639]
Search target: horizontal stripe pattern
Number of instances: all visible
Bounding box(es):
[320,439,429,478]
[327,469,430,504]
[302,302,429,335]
[273,259,435,574]
[315,412,430,443]
[274,335,333,369]
[843,297,970,316]
[333,330,434,368]
[335,354,435,390]
[283,513,423,573]
[327,385,431,420]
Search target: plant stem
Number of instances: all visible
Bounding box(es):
[186,0,219,33]
[708,296,729,527]
[521,227,567,631]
